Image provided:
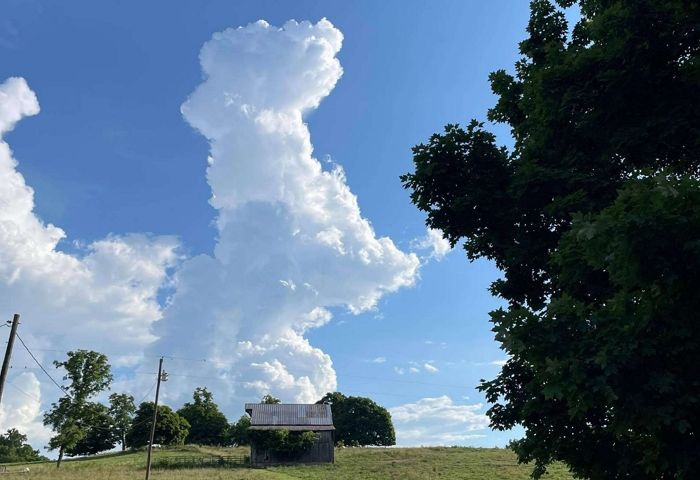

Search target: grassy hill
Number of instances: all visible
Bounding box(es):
[1,445,574,479]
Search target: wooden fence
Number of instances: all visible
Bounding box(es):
[153,455,249,469]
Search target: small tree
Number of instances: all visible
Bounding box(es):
[126,402,190,448]
[177,387,229,445]
[43,350,112,467]
[44,397,84,466]
[0,429,47,463]
[261,394,281,404]
[229,415,251,446]
[109,393,135,451]
[318,392,395,446]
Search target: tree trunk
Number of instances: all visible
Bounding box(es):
[122,433,126,451]
[57,446,64,469]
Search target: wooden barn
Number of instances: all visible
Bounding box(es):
[245,403,335,466]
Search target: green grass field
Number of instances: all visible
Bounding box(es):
[1,445,574,479]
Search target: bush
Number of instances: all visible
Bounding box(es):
[249,429,318,457]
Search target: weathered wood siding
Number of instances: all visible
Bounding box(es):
[250,430,334,466]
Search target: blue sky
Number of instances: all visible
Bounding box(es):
[0,0,533,449]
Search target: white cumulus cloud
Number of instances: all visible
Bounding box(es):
[412,227,452,261]
[0,372,52,451]
[423,362,439,373]
[390,395,490,446]
[149,19,419,409]
[0,78,180,354]
[0,76,180,449]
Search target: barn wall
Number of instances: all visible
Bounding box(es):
[251,430,334,466]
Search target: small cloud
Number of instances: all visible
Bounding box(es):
[471,359,509,367]
[370,356,386,364]
[412,228,452,261]
[409,367,420,374]
[423,362,439,373]
[394,367,405,375]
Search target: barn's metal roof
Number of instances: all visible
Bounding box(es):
[245,403,334,428]
[248,425,335,431]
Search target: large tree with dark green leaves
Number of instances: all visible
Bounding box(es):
[42,350,113,467]
[402,0,700,478]
[65,403,118,457]
[318,392,395,446]
[126,402,190,448]
[177,387,229,445]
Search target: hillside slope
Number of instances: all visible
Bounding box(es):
[1,445,574,479]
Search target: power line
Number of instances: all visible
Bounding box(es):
[4,344,177,362]
[7,381,41,402]
[15,333,70,398]
[136,380,158,405]
[5,343,235,372]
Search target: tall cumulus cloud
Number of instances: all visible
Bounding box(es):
[151,19,419,406]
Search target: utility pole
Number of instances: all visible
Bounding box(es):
[145,357,167,480]
[0,314,20,406]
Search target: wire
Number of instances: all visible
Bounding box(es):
[6,381,41,402]
[15,332,71,398]
[136,380,158,405]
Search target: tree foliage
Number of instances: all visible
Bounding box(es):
[66,403,117,457]
[43,397,85,463]
[0,429,47,463]
[177,387,229,445]
[318,392,395,446]
[402,0,700,478]
[260,394,281,404]
[126,402,190,448]
[42,350,113,467]
[229,415,252,446]
[248,429,318,457]
[54,350,113,403]
[109,393,136,451]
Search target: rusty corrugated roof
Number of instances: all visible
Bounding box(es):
[245,403,333,427]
